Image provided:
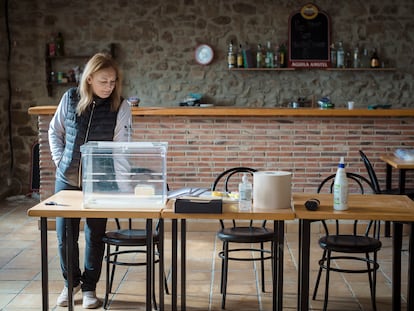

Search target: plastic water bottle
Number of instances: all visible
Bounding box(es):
[238,173,252,211]
[333,157,349,210]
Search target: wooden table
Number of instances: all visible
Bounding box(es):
[293,193,414,311]
[380,154,414,194]
[27,190,163,311]
[162,201,295,311]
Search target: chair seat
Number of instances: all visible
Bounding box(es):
[319,235,382,253]
[217,226,275,243]
[103,229,159,246]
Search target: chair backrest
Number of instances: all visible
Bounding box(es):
[211,167,257,193]
[211,167,257,228]
[359,150,382,194]
[317,172,380,238]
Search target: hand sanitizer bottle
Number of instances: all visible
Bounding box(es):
[333,157,349,210]
[239,173,252,211]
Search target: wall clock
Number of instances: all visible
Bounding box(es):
[195,44,214,65]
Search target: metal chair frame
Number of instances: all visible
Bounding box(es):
[212,167,276,309]
[313,172,382,311]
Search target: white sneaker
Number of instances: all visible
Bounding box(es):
[56,284,81,307]
[82,291,101,309]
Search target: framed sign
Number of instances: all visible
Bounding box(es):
[288,3,331,68]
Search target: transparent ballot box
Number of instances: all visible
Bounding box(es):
[80,141,168,209]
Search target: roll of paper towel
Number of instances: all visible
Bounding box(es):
[253,171,292,210]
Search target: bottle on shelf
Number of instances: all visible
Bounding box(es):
[360,48,370,68]
[238,173,252,211]
[353,46,360,68]
[333,157,349,211]
[237,44,244,68]
[48,34,56,57]
[273,44,280,68]
[345,51,352,68]
[55,32,64,56]
[330,43,336,68]
[265,41,274,68]
[336,41,345,68]
[227,40,236,69]
[370,48,380,68]
[278,43,287,68]
[256,43,263,68]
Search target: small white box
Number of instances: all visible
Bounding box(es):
[80,141,168,209]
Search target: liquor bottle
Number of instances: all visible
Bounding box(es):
[48,34,56,57]
[227,40,236,69]
[273,44,280,68]
[336,41,345,68]
[353,47,360,68]
[238,173,252,211]
[370,48,380,68]
[55,32,64,56]
[330,43,336,68]
[278,43,287,68]
[360,48,370,68]
[265,41,274,68]
[333,157,349,211]
[237,44,244,68]
[256,44,263,68]
[345,51,352,68]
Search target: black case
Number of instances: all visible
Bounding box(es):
[174,198,222,214]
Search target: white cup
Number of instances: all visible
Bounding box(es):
[347,101,354,110]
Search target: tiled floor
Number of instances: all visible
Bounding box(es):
[0,195,410,310]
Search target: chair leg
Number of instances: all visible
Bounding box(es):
[312,249,327,300]
[370,252,378,311]
[322,250,331,311]
[220,242,225,294]
[260,241,266,292]
[221,242,229,309]
[104,244,110,309]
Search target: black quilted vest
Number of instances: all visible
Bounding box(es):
[56,88,118,187]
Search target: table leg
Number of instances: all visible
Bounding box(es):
[159,219,164,310]
[407,222,414,311]
[172,219,178,311]
[398,169,406,194]
[297,219,311,311]
[66,219,74,311]
[275,220,284,311]
[40,217,48,311]
[392,222,402,311]
[146,219,153,311]
[385,164,392,191]
[385,164,393,237]
[181,219,187,311]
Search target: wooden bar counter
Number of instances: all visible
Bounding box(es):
[29,106,414,117]
[28,106,414,201]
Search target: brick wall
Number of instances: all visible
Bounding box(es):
[37,114,414,200]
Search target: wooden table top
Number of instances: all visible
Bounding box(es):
[293,193,414,221]
[162,200,296,220]
[380,154,414,169]
[27,190,162,218]
[27,191,414,222]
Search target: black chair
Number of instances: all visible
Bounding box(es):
[211,167,276,309]
[102,218,169,310]
[312,172,382,311]
[359,150,414,236]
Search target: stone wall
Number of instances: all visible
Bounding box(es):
[0,0,413,197]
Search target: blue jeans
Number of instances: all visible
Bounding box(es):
[55,179,107,291]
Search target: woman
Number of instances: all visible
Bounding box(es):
[48,53,131,309]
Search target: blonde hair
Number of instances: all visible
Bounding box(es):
[77,53,122,115]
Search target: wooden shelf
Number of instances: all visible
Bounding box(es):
[29,106,414,118]
[229,67,396,72]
